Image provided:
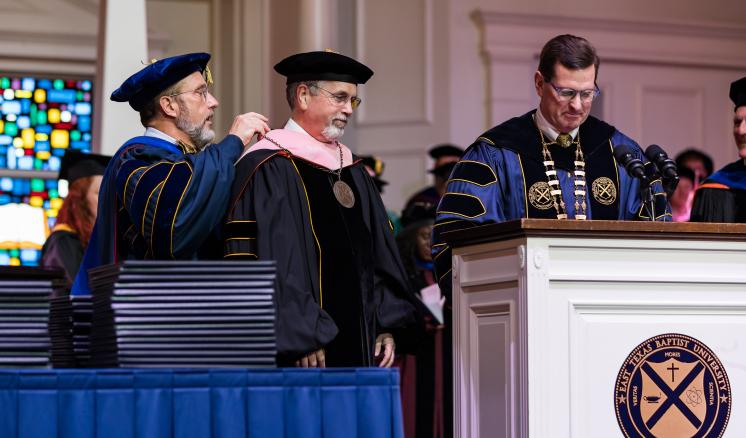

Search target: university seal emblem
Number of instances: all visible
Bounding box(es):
[614,333,731,438]
[528,181,553,210]
[592,176,616,205]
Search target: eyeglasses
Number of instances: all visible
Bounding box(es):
[311,84,362,109]
[168,86,210,102]
[545,79,600,103]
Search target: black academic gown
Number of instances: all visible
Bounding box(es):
[224,150,418,366]
[691,159,746,223]
[41,229,83,287]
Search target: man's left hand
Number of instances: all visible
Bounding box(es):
[374,333,395,368]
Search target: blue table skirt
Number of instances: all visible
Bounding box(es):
[0,368,404,438]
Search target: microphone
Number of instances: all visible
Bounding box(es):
[644,144,678,179]
[613,144,648,184]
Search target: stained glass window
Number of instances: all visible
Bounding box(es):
[0,75,93,267]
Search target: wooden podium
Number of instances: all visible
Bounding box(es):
[443,219,746,438]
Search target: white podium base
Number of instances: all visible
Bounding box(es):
[452,230,745,438]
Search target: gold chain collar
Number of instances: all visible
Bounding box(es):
[536,128,588,220]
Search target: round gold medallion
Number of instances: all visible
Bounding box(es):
[592,177,617,206]
[333,180,356,208]
[528,181,553,210]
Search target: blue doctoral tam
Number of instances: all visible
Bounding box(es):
[111,52,211,111]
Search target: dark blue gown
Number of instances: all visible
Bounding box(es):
[71,134,243,295]
[432,111,671,297]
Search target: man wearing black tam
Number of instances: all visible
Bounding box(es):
[691,76,746,222]
[404,143,464,210]
[72,52,270,294]
[224,50,417,368]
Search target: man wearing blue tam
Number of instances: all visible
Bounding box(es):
[691,76,746,222]
[223,50,418,369]
[71,52,269,294]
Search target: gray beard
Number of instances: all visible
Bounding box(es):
[175,113,215,150]
[321,121,345,142]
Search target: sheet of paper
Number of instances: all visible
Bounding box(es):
[419,283,444,324]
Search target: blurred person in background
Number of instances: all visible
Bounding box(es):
[404,144,463,211]
[669,166,695,222]
[41,150,110,287]
[671,148,713,221]
[398,202,437,292]
[691,77,746,222]
[397,202,446,438]
[675,148,713,183]
[361,155,401,235]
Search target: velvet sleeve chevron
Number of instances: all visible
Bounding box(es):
[114,135,243,259]
[223,219,258,259]
[431,141,509,301]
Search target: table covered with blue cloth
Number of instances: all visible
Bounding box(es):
[0,368,404,438]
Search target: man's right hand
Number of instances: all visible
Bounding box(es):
[229,112,270,146]
[295,348,326,368]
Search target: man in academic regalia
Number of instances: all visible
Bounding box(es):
[690,77,746,222]
[404,144,464,211]
[71,52,270,295]
[224,51,418,368]
[431,34,671,436]
[432,34,671,297]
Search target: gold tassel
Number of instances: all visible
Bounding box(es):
[374,159,383,175]
[204,65,213,85]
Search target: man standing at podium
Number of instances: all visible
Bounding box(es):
[431,34,670,435]
[690,76,746,222]
[432,34,670,295]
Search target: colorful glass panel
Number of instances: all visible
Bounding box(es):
[0,177,61,266]
[0,75,93,266]
[0,75,93,171]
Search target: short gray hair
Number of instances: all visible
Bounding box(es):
[139,81,183,126]
[286,81,319,110]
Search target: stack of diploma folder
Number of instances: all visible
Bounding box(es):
[0,267,65,368]
[49,293,92,367]
[87,260,277,368]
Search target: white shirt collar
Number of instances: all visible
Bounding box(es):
[284,118,312,137]
[144,127,178,144]
[534,109,579,141]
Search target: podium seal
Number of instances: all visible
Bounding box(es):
[614,333,731,438]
